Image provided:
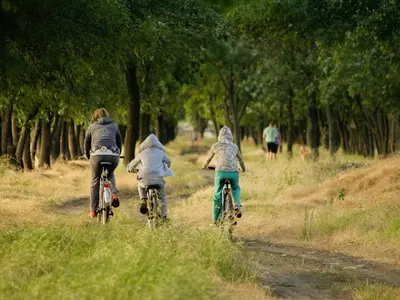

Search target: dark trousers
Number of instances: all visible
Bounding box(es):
[90,155,119,211]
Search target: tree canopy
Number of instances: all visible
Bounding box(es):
[1,0,399,169]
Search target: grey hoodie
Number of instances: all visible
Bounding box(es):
[126,134,174,179]
[203,126,246,172]
[84,117,122,158]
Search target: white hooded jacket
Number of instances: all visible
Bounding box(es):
[126,134,174,179]
[203,126,246,172]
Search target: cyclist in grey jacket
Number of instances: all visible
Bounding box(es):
[84,108,122,218]
[126,134,174,219]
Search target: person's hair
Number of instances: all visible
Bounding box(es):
[92,108,110,123]
[269,120,277,127]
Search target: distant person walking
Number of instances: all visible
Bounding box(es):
[263,121,279,161]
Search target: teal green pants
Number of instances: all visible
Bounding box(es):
[212,171,241,222]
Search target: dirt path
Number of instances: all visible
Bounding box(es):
[241,239,400,299]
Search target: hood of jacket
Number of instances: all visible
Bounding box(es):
[139,134,165,153]
[96,117,114,125]
[218,126,234,143]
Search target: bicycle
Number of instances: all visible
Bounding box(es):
[97,155,124,225]
[145,184,164,229]
[206,166,237,240]
[129,168,165,229]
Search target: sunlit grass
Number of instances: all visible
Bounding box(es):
[0,138,268,300]
[0,219,261,300]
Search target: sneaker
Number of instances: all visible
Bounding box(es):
[162,216,169,222]
[234,204,242,218]
[111,194,120,208]
[139,199,148,215]
[89,211,97,218]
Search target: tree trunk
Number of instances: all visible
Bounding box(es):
[139,113,151,142]
[60,121,71,160]
[118,125,125,144]
[30,120,41,164]
[79,126,85,156]
[279,101,284,153]
[223,98,234,130]
[326,104,340,158]
[51,117,62,160]
[23,131,33,170]
[1,107,12,155]
[319,109,329,151]
[124,63,141,165]
[11,111,19,148]
[209,94,220,140]
[287,89,295,157]
[259,115,266,146]
[68,119,78,160]
[307,92,320,160]
[75,124,83,157]
[157,114,166,144]
[227,66,241,151]
[361,124,374,157]
[0,112,2,155]
[38,118,52,168]
[15,125,30,168]
[299,117,308,145]
[165,121,176,143]
[337,116,348,153]
[391,119,397,153]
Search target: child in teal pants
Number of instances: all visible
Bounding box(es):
[212,171,241,222]
[202,126,246,223]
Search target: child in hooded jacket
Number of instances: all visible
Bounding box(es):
[126,134,174,218]
[202,126,246,223]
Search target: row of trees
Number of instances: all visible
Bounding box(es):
[185,0,400,159]
[0,0,223,169]
[233,0,400,158]
[1,0,399,171]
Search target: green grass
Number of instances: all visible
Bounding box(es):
[0,218,254,300]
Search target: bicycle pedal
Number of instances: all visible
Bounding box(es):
[110,210,114,217]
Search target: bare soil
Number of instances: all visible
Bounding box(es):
[241,239,400,299]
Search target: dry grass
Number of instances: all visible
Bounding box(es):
[2,136,400,298]
[0,141,270,300]
[185,141,400,266]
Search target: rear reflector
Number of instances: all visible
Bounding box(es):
[104,184,111,188]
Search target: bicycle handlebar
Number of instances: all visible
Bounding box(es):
[203,165,245,172]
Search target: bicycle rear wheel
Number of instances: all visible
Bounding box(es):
[222,193,234,240]
[147,190,157,229]
[101,187,111,225]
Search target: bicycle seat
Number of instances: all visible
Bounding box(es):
[146,184,160,190]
